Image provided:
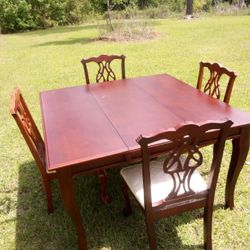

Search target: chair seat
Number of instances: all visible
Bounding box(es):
[120,157,207,208]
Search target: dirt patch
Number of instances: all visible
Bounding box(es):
[97,19,161,42]
[98,31,161,42]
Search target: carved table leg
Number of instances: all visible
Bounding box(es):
[57,168,87,250]
[225,126,250,209]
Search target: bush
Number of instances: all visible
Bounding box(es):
[143,5,169,18]
[212,1,249,14]
[107,4,169,20]
[65,0,92,24]
[189,0,214,13]
[30,0,66,28]
[98,18,157,41]
[166,0,185,12]
[0,0,35,33]
[0,0,93,33]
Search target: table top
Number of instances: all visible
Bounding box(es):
[40,74,250,172]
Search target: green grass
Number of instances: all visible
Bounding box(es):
[1,15,250,249]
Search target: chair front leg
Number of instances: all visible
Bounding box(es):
[121,182,132,216]
[145,216,157,250]
[97,170,111,204]
[203,206,213,250]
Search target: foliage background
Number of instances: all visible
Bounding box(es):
[0,0,249,33]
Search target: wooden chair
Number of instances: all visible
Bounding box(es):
[196,61,237,104]
[81,54,126,84]
[10,88,109,214]
[120,120,233,250]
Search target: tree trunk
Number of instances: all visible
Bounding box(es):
[186,0,193,16]
[138,0,148,9]
[107,0,114,31]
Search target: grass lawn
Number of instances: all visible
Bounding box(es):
[0,15,250,249]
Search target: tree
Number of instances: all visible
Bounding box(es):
[138,0,149,9]
[106,0,114,31]
[186,0,193,15]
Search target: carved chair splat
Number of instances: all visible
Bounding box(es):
[196,61,237,104]
[120,120,233,250]
[81,54,126,84]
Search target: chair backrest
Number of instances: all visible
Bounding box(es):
[136,120,232,211]
[10,88,46,174]
[196,61,237,104]
[81,54,126,84]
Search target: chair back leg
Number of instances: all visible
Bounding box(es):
[203,206,213,250]
[97,170,111,204]
[122,182,132,216]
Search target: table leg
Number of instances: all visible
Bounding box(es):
[57,168,87,250]
[225,127,250,209]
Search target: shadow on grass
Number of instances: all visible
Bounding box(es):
[25,20,164,47]
[17,20,162,37]
[35,37,95,47]
[15,161,219,249]
[18,23,101,37]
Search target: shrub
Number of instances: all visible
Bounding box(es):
[0,0,93,33]
[0,0,35,33]
[98,18,158,41]
[189,0,214,13]
[143,5,169,18]
[64,0,92,24]
[212,1,249,14]
[166,0,185,12]
[107,4,169,20]
[29,0,66,28]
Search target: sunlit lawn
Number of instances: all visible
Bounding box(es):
[0,15,250,249]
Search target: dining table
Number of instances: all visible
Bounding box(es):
[40,73,250,249]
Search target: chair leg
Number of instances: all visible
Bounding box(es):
[203,206,213,250]
[42,177,54,214]
[97,170,111,204]
[145,216,157,250]
[121,182,132,216]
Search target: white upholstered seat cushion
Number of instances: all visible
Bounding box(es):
[120,158,207,208]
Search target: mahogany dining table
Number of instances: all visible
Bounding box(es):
[40,73,250,249]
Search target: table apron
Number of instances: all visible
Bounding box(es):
[61,126,248,176]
